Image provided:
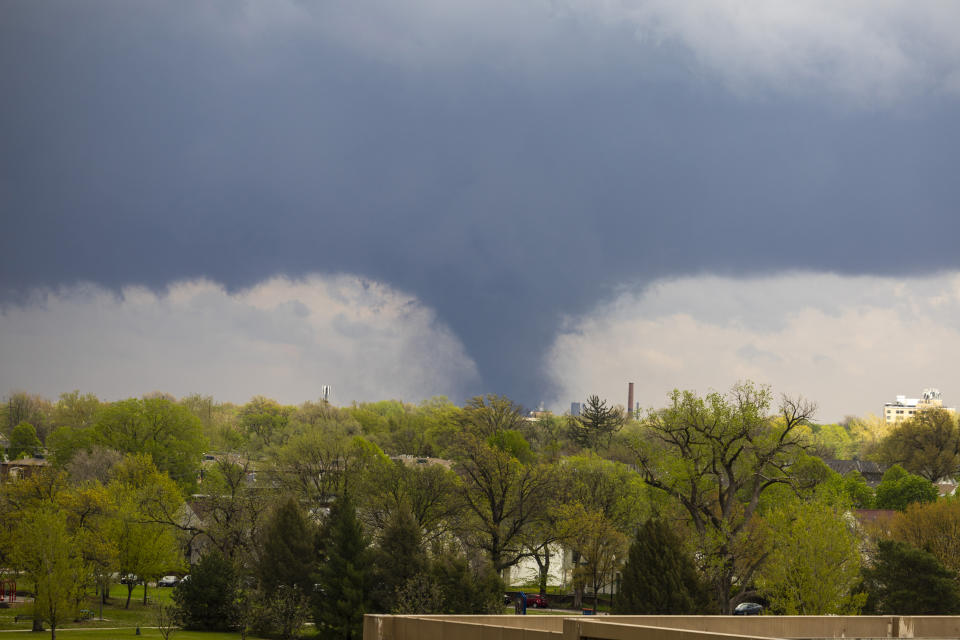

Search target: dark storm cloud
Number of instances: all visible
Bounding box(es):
[3,1,960,405]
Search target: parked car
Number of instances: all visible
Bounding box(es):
[119,574,140,585]
[733,602,762,615]
[157,575,179,587]
[526,593,549,608]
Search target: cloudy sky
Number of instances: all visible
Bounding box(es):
[3,1,960,421]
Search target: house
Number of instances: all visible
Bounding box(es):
[822,458,886,486]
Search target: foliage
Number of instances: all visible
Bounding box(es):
[314,495,369,640]
[874,464,938,511]
[265,585,311,640]
[258,496,316,594]
[862,540,960,614]
[369,507,427,613]
[454,434,556,571]
[428,552,503,614]
[8,422,42,459]
[11,503,86,640]
[460,395,526,437]
[757,500,865,614]
[876,408,960,482]
[392,573,445,614]
[557,503,628,610]
[173,551,239,631]
[890,499,960,575]
[626,382,816,613]
[568,395,625,450]
[615,519,712,614]
[93,397,207,489]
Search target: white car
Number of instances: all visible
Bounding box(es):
[157,575,180,587]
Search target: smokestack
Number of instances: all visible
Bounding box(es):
[627,382,635,420]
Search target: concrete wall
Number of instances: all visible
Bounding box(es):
[364,615,960,640]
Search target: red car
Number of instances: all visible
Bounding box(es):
[525,593,549,608]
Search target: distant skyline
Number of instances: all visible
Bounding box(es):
[3,1,960,422]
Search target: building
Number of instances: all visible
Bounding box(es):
[883,388,955,424]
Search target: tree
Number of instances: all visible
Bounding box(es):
[8,421,42,459]
[258,496,316,595]
[453,434,556,572]
[12,503,86,640]
[239,396,291,449]
[369,507,427,612]
[428,551,503,614]
[93,397,207,489]
[459,395,526,437]
[876,408,960,481]
[874,464,938,511]
[557,503,627,611]
[568,395,625,450]
[616,519,712,614]
[108,454,184,607]
[626,382,816,613]
[174,550,238,630]
[757,500,865,614]
[314,495,370,640]
[862,540,960,614]
[890,499,960,576]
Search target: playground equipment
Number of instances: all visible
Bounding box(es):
[0,579,16,603]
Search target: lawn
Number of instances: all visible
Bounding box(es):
[0,581,177,632]
[0,631,258,640]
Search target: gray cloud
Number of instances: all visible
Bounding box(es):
[2,1,960,405]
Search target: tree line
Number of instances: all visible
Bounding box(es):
[4,383,960,638]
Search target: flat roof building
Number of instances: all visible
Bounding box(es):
[883,388,955,424]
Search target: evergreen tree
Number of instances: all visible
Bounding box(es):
[174,551,238,631]
[314,495,370,639]
[259,496,315,594]
[862,540,960,614]
[615,519,712,614]
[370,507,426,612]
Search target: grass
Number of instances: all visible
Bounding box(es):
[0,582,177,632]
[0,631,258,640]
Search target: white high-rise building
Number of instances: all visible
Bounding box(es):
[883,388,955,424]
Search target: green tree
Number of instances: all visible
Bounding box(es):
[428,551,503,614]
[258,496,316,594]
[890,499,960,575]
[876,408,960,482]
[758,500,865,614]
[862,540,960,614]
[370,507,427,612]
[568,395,625,450]
[626,382,816,613]
[239,396,291,449]
[174,550,239,630]
[8,421,42,459]
[12,503,86,640]
[874,465,938,511]
[454,434,556,572]
[460,395,526,437]
[314,495,370,640]
[557,503,627,611]
[616,519,712,614]
[93,397,207,488]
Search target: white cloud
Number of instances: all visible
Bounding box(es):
[0,275,479,406]
[545,272,960,422]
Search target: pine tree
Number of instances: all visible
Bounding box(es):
[314,495,370,639]
[259,496,316,594]
[615,519,712,614]
[863,540,960,614]
[370,507,426,612]
[174,551,238,631]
